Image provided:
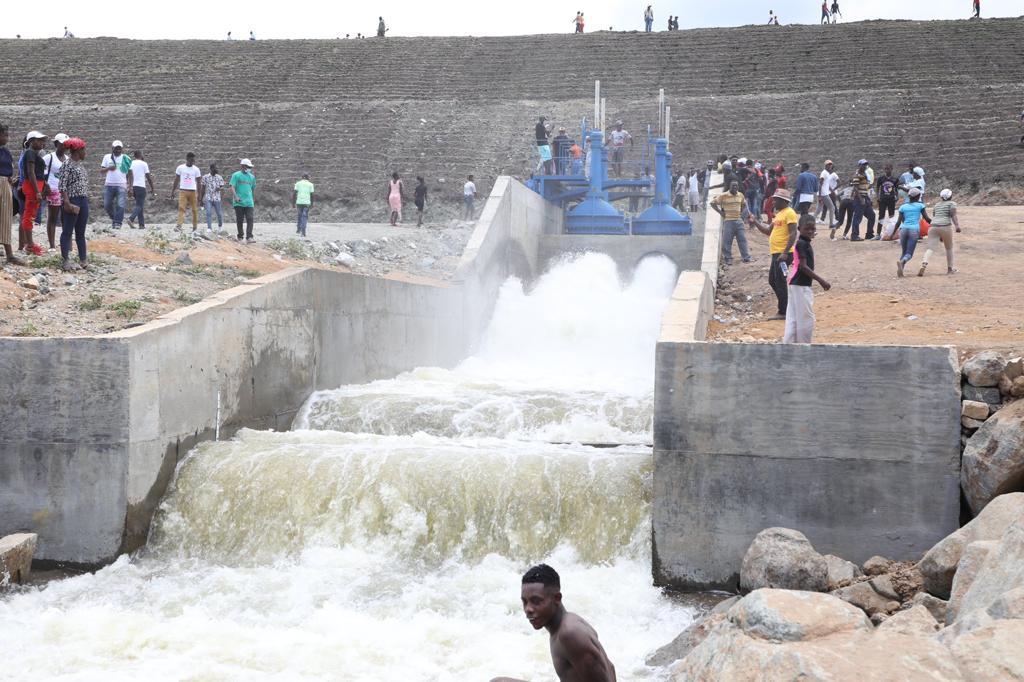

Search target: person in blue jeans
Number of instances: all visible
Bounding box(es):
[57,137,90,270]
[644,5,653,31]
[292,173,314,237]
[893,187,930,278]
[200,164,225,236]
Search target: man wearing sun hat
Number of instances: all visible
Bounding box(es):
[748,187,798,320]
[230,158,256,242]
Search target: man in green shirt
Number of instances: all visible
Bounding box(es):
[292,173,314,237]
[230,158,256,242]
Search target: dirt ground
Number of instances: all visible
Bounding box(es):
[0,219,473,338]
[708,205,1024,358]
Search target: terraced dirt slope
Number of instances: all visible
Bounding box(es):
[1,18,1021,220]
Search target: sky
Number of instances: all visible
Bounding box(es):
[5,0,1021,39]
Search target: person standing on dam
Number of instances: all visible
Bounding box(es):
[748,188,798,320]
[535,116,553,175]
[171,152,202,235]
[200,163,225,235]
[293,173,314,237]
[230,158,256,242]
[100,140,129,230]
[126,150,155,230]
[711,180,752,266]
[490,564,617,682]
[386,171,404,226]
[972,0,981,18]
[784,214,830,343]
[643,5,653,32]
[463,174,476,220]
[414,176,427,226]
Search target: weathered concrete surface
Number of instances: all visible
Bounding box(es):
[653,341,962,590]
[0,533,37,584]
[700,177,723,286]
[658,271,715,343]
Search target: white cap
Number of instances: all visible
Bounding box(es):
[913,166,925,176]
[53,133,70,144]
[25,130,47,141]
[112,140,124,147]
[940,189,952,200]
[240,158,253,167]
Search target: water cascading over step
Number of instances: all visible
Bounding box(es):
[0,252,695,681]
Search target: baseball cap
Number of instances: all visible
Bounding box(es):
[26,130,47,141]
[240,158,254,167]
[112,140,124,147]
[53,133,70,144]
[857,158,868,165]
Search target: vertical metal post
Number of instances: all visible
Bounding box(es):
[215,390,221,441]
[659,88,665,135]
[594,80,601,129]
[665,106,671,150]
[600,97,606,132]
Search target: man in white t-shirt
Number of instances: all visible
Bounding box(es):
[673,170,687,211]
[43,133,69,249]
[463,174,477,220]
[171,152,202,232]
[817,159,839,228]
[687,169,700,212]
[608,120,633,177]
[100,140,129,229]
[126,150,155,229]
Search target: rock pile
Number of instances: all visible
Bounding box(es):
[650,493,1024,680]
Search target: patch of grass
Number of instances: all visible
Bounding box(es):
[143,229,171,252]
[172,289,202,305]
[266,238,310,259]
[13,323,41,337]
[79,293,104,311]
[30,254,62,269]
[109,299,142,320]
[237,268,261,278]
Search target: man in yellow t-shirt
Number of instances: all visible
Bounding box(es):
[749,188,798,320]
[710,180,752,265]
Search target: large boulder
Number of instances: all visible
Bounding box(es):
[948,620,1024,680]
[670,589,963,681]
[823,554,861,589]
[919,492,1024,598]
[911,591,949,623]
[739,528,828,593]
[946,540,998,624]
[877,604,941,636]
[961,402,1024,515]
[646,613,725,667]
[963,351,1006,387]
[954,515,1024,623]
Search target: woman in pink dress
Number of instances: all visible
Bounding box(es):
[386,172,404,225]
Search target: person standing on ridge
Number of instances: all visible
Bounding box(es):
[43,133,69,249]
[972,0,980,18]
[644,5,653,32]
[784,214,831,344]
[386,171,403,226]
[573,12,583,33]
[171,152,202,235]
[0,124,27,265]
[830,1,841,22]
[249,31,256,40]
[821,2,830,24]
[377,17,387,37]
[768,10,780,25]
[100,140,129,230]
[463,174,477,220]
[230,158,256,242]
[227,31,232,40]
[126,150,155,230]
[292,173,314,237]
[748,188,797,321]
[199,163,225,236]
[490,564,617,682]
[414,176,427,226]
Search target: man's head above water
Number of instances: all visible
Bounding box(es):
[521,564,563,631]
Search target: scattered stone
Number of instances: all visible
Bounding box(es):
[961,401,1024,515]
[63,275,77,286]
[739,527,829,593]
[832,575,902,616]
[963,385,1003,406]
[645,612,725,666]
[1004,356,1024,381]
[878,604,941,636]
[910,592,949,623]
[335,252,356,267]
[962,351,1006,387]
[0,533,37,585]
[962,416,986,430]
[962,400,990,421]
[862,555,892,576]
[824,554,862,589]
[999,374,1024,399]
[948,620,1024,680]
[919,492,1024,598]
[173,251,192,265]
[947,540,998,624]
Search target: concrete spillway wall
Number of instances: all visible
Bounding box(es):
[0,176,560,566]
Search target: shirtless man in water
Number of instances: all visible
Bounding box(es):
[491,564,616,682]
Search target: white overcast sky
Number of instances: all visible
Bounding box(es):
[6,0,1021,39]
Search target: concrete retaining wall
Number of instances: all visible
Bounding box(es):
[652,341,962,591]
[1,177,560,566]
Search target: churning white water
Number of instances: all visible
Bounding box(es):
[0,253,695,681]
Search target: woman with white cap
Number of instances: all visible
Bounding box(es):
[918,189,962,276]
[893,187,930,277]
[19,130,49,256]
[43,133,69,251]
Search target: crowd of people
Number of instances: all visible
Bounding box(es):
[708,154,965,343]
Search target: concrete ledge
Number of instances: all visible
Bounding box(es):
[0,533,37,584]
[700,174,723,286]
[653,340,961,590]
[658,271,716,343]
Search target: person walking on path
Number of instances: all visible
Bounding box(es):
[43,133,69,249]
[821,2,831,24]
[230,159,256,242]
[199,164,224,236]
[795,162,819,216]
[830,1,841,22]
[972,0,980,18]
[748,188,798,320]
[414,176,427,226]
[818,159,838,228]
[644,5,654,31]
[919,189,962,276]
[573,12,584,33]
[377,17,387,37]
[172,152,202,235]
[463,175,477,220]
[58,137,90,271]
[293,173,315,237]
[767,10,780,25]
[894,187,930,277]
[126,150,155,229]
[100,140,129,230]
[386,171,404,226]
[711,180,752,266]
[19,130,49,256]
[784,214,831,343]
[0,124,27,265]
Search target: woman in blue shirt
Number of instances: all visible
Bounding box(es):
[893,187,930,277]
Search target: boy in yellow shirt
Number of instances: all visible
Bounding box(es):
[749,188,798,320]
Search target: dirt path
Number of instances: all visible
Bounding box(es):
[708,205,1024,357]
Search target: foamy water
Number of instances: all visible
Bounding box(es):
[0,253,694,681]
